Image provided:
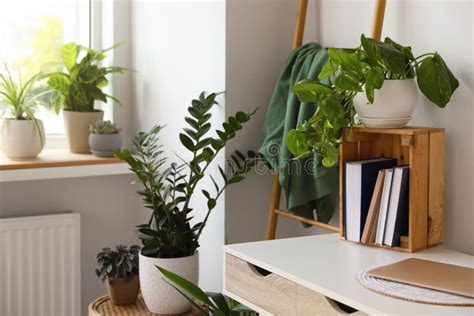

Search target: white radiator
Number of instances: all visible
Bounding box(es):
[0,213,81,316]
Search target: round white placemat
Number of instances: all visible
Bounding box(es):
[357,266,474,306]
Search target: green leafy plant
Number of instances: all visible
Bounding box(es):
[115,92,256,258]
[0,67,54,145]
[287,34,459,167]
[90,120,121,134]
[47,42,126,113]
[0,67,50,120]
[95,245,140,286]
[157,265,257,316]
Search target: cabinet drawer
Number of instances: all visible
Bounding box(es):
[297,285,366,316]
[225,254,296,315]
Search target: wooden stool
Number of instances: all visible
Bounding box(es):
[88,295,199,316]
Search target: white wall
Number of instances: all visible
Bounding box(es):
[225,0,474,255]
[310,0,473,254]
[225,0,335,244]
[0,175,141,314]
[131,0,226,291]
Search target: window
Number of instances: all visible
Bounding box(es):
[0,0,90,135]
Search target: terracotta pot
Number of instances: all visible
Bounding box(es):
[1,119,45,158]
[139,251,199,314]
[354,79,418,128]
[106,275,140,305]
[63,110,103,153]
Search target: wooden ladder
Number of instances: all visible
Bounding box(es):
[265,0,388,240]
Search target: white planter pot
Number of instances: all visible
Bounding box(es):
[1,119,45,158]
[354,79,418,128]
[139,252,199,314]
[89,133,122,157]
[63,110,103,153]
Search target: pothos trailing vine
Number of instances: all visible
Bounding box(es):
[287,34,459,168]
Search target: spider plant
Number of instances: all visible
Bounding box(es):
[0,67,52,145]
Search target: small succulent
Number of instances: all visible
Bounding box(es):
[90,120,121,134]
[95,245,140,286]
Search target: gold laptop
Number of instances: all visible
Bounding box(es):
[368,258,474,298]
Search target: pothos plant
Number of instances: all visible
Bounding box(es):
[115,92,256,258]
[287,34,459,167]
[47,42,126,113]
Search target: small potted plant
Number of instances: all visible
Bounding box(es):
[89,120,122,157]
[47,42,126,153]
[95,245,140,305]
[0,68,50,158]
[115,92,256,314]
[287,34,459,168]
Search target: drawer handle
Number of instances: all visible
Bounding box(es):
[247,262,272,277]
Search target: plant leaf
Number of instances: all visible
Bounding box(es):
[292,79,332,103]
[417,53,457,108]
[286,129,309,157]
[156,266,218,310]
[180,133,195,151]
[61,42,78,71]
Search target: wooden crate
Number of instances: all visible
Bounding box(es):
[339,127,445,252]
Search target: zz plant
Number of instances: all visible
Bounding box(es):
[95,245,140,286]
[47,42,126,113]
[115,92,256,258]
[287,34,459,167]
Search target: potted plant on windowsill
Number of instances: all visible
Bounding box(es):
[95,245,140,305]
[287,34,459,168]
[89,120,122,157]
[115,92,256,314]
[47,42,126,153]
[0,68,50,158]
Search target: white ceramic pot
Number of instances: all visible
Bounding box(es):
[89,133,122,157]
[1,119,45,158]
[354,79,418,128]
[139,252,199,314]
[63,110,103,153]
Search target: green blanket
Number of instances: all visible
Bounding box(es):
[259,43,338,223]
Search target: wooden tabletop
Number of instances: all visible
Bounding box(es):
[88,295,199,316]
[224,234,474,315]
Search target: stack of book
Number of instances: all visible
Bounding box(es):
[344,158,409,247]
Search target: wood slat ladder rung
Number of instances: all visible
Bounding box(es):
[274,210,340,233]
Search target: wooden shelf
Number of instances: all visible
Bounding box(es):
[348,126,444,136]
[0,150,130,182]
[339,126,445,253]
[0,150,122,171]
